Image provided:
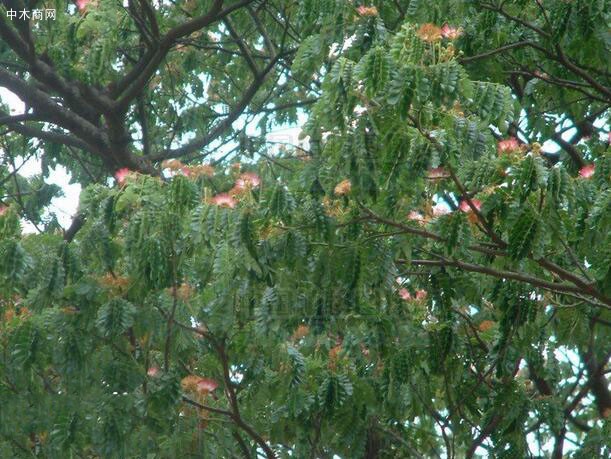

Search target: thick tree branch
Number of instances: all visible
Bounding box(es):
[0,69,109,152]
[0,109,91,151]
[151,55,283,161]
[111,0,256,109]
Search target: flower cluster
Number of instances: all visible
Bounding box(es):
[210,172,262,209]
[334,179,352,196]
[398,288,428,302]
[114,168,133,186]
[497,137,521,155]
[162,159,214,178]
[356,5,378,16]
[417,23,462,42]
[579,164,595,179]
[181,375,219,395]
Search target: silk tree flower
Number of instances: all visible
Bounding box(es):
[579,164,595,179]
[407,211,426,225]
[398,288,412,301]
[440,24,462,40]
[0,205,8,216]
[478,320,496,332]
[147,367,160,377]
[497,137,520,155]
[196,378,219,394]
[334,179,352,196]
[415,289,428,301]
[161,159,184,170]
[210,193,237,208]
[181,375,219,396]
[417,23,442,42]
[180,166,193,177]
[427,167,449,179]
[114,168,131,186]
[356,5,378,16]
[179,164,215,178]
[76,0,90,12]
[234,172,261,191]
[459,198,482,213]
[432,203,451,217]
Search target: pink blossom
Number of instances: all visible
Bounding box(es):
[407,211,425,224]
[76,0,90,12]
[497,137,520,155]
[196,377,219,393]
[234,172,261,191]
[440,24,462,40]
[0,205,8,216]
[432,204,451,217]
[147,367,159,377]
[211,193,237,208]
[427,167,449,179]
[114,168,131,186]
[356,5,378,16]
[415,289,428,300]
[459,198,482,213]
[334,179,352,196]
[579,164,595,179]
[398,288,412,301]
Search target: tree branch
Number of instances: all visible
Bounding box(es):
[151,54,284,161]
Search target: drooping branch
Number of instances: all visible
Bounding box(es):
[397,258,593,300]
[361,205,611,307]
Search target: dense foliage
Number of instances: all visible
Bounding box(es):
[1,1,610,458]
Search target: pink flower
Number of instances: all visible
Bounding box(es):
[76,0,90,12]
[114,168,131,186]
[407,211,425,224]
[579,164,595,179]
[398,288,412,301]
[356,5,378,16]
[497,137,520,155]
[196,377,219,394]
[415,289,428,300]
[432,204,451,217]
[334,179,352,196]
[147,367,159,377]
[0,205,8,216]
[440,24,462,40]
[417,24,443,42]
[234,172,261,191]
[211,193,237,208]
[459,198,482,213]
[427,167,449,179]
[533,70,546,79]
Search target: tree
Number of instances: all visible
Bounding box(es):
[1,1,609,457]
